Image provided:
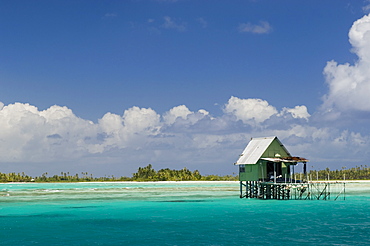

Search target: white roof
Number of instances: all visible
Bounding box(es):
[235,136,282,165]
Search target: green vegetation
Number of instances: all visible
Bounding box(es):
[0,171,130,183]
[132,164,237,181]
[308,165,370,180]
[2,165,369,183]
[0,164,238,182]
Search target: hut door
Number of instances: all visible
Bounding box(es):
[276,162,282,176]
[266,161,282,180]
[266,161,274,180]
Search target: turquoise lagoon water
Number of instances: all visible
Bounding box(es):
[0,181,369,246]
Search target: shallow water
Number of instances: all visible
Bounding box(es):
[0,181,369,245]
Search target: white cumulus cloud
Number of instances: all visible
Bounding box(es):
[0,103,96,162]
[224,96,277,124]
[279,105,311,120]
[122,106,161,135]
[99,112,123,135]
[163,105,211,127]
[322,14,370,116]
[163,105,192,125]
[1,93,370,176]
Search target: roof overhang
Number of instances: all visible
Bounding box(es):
[261,157,309,163]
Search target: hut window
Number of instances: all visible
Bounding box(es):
[239,165,245,173]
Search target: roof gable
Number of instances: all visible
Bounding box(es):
[235,136,291,165]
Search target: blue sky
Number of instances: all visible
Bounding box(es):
[1,0,370,176]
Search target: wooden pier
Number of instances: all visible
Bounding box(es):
[240,181,346,200]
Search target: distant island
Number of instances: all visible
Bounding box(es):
[0,164,238,182]
[0,164,369,182]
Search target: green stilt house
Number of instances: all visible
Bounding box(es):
[235,136,308,183]
[235,136,347,200]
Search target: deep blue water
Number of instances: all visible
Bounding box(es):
[0,182,369,245]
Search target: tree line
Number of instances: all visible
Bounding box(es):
[132,164,237,181]
[0,164,238,182]
[307,165,370,180]
[1,165,369,183]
